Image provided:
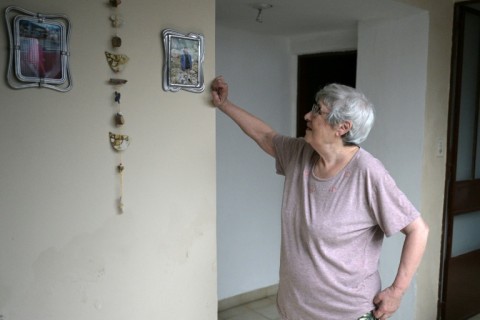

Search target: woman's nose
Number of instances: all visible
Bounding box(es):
[304,111,312,121]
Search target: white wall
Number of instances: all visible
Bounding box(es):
[357,13,429,320]
[215,26,291,299]
[0,1,216,319]
[288,29,357,56]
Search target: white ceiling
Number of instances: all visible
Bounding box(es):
[216,0,423,36]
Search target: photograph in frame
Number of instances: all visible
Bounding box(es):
[4,6,72,92]
[162,29,204,93]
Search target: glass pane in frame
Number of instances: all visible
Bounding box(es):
[14,16,67,84]
[456,11,480,181]
[451,210,480,257]
[476,109,480,179]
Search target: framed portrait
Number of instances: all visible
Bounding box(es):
[162,29,205,93]
[4,6,72,92]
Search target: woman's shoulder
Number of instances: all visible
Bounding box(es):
[355,148,388,174]
[273,134,310,152]
[273,134,315,163]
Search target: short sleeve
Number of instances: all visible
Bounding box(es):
[368,167,421,237]
[273,135,309,176]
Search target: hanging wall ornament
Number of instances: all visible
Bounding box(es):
[117,162,125,212]
[109,78,127,85]
[109,132,130,151]
[114,91,121,103]
[114,112,125,126]
[109,14,124,27]
[112,36,122,48]
[110,0,122,7]
[105,51,129,72]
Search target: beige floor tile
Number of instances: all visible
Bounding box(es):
[246,298,275,310]
[226,309,271,320]
[218,305,250,319]
[219,294,279,320]
[252,303,280,319]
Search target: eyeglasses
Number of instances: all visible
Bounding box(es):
[311,102,329,116]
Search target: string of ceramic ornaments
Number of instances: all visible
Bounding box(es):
[106,0,130,213]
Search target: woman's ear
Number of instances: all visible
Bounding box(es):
[337,120,352,136]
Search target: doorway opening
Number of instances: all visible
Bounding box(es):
[439,1,480,319]
[296,51,357,137]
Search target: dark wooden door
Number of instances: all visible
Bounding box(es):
[296,51,356,137]
[440,2,480,319]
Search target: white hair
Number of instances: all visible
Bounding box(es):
[316,83,375,145]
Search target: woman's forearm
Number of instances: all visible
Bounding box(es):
[393,217,429,293]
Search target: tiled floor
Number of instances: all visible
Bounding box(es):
[218,295,280,320]
[219,296,480,320]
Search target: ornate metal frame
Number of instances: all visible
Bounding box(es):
[4,6,72,92]
[162,29,205,93]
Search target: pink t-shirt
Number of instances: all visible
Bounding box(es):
[273,135,420,319]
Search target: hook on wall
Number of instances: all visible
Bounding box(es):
[252,3,273,23]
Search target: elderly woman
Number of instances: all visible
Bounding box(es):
[211,76,429,320]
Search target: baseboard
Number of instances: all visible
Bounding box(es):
[218,284,278,311]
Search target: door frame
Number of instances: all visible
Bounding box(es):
[438,1,480,318]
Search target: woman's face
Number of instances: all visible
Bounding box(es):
[304,102,339,148]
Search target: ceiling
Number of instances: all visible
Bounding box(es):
[216,0,423,36]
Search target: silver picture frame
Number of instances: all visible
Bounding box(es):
[4,6,72,92]
[162,29,204,93]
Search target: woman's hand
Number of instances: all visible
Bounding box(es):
[211,76,229,108]
[372,285,404,319]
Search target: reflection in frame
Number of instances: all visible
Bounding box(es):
[4,6,72,92]
[162,29,205,93]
